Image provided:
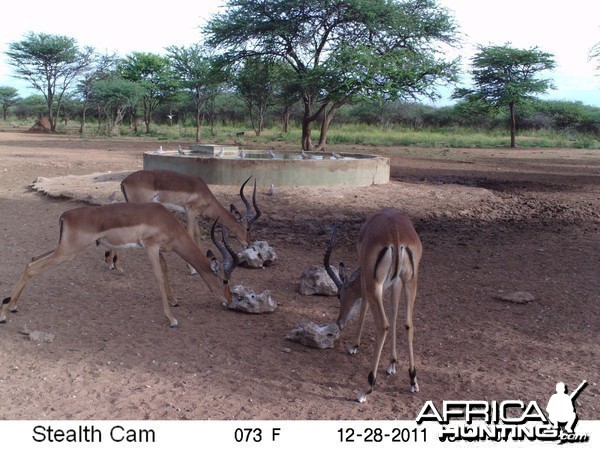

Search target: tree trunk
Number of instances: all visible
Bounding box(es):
[251,105,266,137]
[130,108,139,133]
[509,101,516,148]
[144,111,151,133]
[281,106,290,133]
[195,111,201,142]
[301,93,330,151]
[111,107,126,136]
[248,104,258,136]
[194,88,202,142]
[301,116,313,150]
[79,106,87,134]
[301,95,314,151]
[46,84,56,132]
[315,103,342,151]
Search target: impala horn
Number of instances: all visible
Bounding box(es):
[240,176,262,226]
[324,222,345,292]
[210,219,239,278]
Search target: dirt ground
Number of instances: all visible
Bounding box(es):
[0,129,598,420]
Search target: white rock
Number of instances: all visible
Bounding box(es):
[285,322,340,349]
[238,240,278,268]
[225,285,277,314]
[299,265,339,296]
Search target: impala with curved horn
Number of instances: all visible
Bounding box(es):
[1,202,238,328]
[324,208,422,402]
[106,169,261,274]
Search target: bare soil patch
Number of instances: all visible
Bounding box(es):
[0,130,598,420]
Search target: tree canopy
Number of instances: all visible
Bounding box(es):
[0,86,21,121]
[204,0,459,150]
[5,32,94,131]
[166,44,222,141]
[119,52,179,133]
[233,57,288,136]
[91,78,144,135]
[453,43,556,147]
[590,40,600,72]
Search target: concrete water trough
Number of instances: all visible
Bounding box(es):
[143,144,389,186]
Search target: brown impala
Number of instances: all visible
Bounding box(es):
[1,202,238,328]
[106,169,261,274]
[324,208,423,402]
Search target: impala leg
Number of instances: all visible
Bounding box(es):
[357,286,388,403]
[146,247,178,327]
[349,300,368,355]
[1,249,76,323]
[159,252,178,307]
[405,277,419,392]
[387,282,401,375]
[104,249,124,274]
[185,210,199,275]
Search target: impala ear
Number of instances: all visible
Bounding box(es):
[338,262,347,283]
[230,204,243,221]
[206,249,220,275]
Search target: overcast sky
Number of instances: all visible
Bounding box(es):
[1,0,599,106]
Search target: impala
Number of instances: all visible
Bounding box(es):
[105,169,261,274]
[0,202,238,328]
[324,208,422,402]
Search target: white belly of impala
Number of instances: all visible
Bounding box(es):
[97,238,144,250]
[94,224,156,250]
[160,202,186,213]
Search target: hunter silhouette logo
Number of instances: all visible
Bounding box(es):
[416,380,590,443]
[546,380,587,435]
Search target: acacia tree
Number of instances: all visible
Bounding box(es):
[204,0,459,150]
[91,78,144,135]
[14,95,46,120]
[453,44,556,148]
[166,44,221,142]
[0,86,21,120]
[233,57,284,136]
[76,53,119,134]
[119,52,178,133]
[5,32,94,131]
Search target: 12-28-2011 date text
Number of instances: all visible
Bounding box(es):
[338,427,426,444]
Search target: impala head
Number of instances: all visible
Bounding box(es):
[206,219,240,303]
[229,176,261,245]
[323,223,362,331]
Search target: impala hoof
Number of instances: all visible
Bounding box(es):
[386,363,396,375]
[411,383,420,393]
[347,346,358,355]
[356,394,367,403]
[169,319,179,328]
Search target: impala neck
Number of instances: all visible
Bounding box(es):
[170,233,216,280]
[336,273,363,330]
[206,201,249,245]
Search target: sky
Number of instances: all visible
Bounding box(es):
[1,0,599,106]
